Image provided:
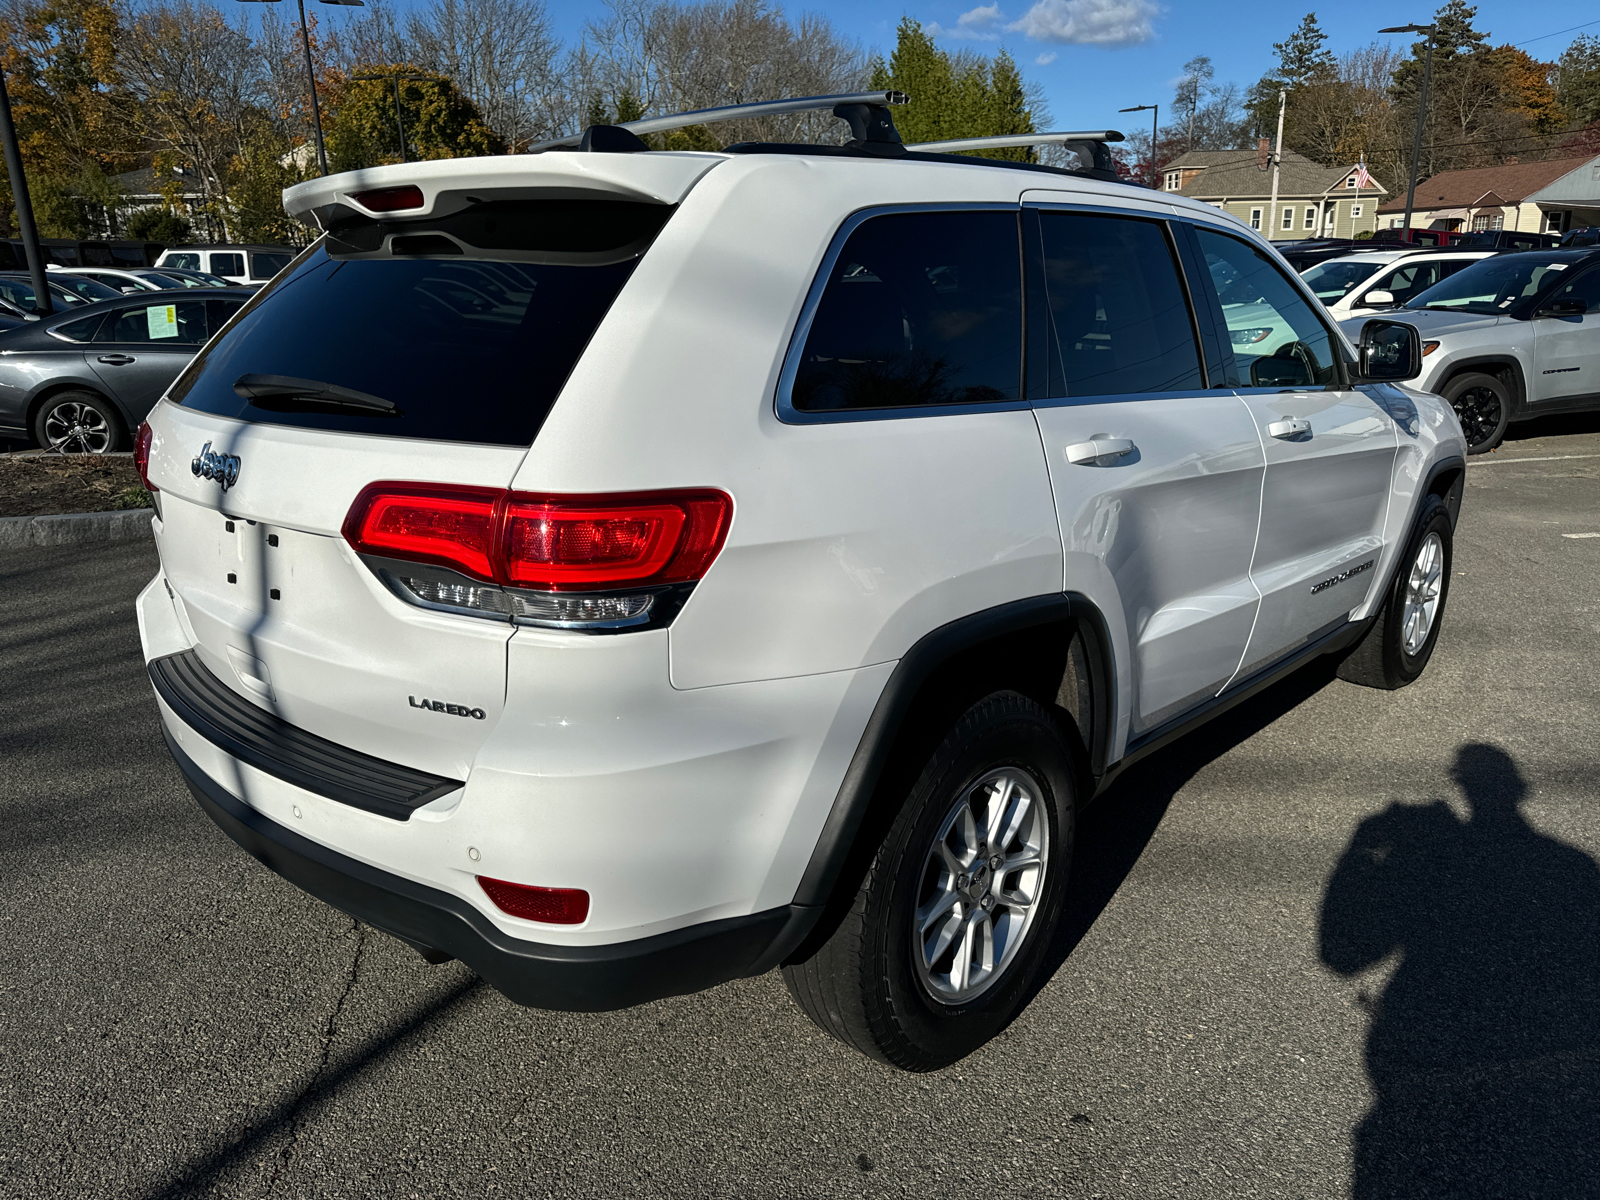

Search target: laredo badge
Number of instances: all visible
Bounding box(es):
[410,696,487,720]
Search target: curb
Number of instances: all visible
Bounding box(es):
[0,509,155,550]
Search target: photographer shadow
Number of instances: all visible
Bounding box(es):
[1319,743,1600,1198]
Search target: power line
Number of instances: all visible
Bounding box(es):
[1513,19,1600,48]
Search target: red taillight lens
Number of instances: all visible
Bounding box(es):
[343,483,501,581]
[133,421,156,492]
[344,484,732,592]
[351,185,424,212]
[478,877,590,924]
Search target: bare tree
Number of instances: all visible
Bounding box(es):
[404,0,561,150]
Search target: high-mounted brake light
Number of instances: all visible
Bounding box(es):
[133,421,157,493]
[478,876,590,925]
[351,185,425,213]
[343,483,733,629]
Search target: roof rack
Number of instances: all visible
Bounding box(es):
[907,131,1125,174]
[528,91,910,155]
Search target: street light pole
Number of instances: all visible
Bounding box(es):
[1118,104,1159,188]
[0,64,51,315]
[238,0,365,177]
[1381,23,1436,235]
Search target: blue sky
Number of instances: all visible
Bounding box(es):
[542,2,1599,136]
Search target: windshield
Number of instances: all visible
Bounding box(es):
[1406,254,1572,314]
[136,272,186,289]
[170,200,675,445]
[0,275,114,311]
[1301,259,1385,302]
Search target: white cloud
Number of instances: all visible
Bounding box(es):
[927,3,1005,40]
[1036,50,1058,64]
[1006,0,1157,46]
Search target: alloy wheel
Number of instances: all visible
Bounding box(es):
[912,767,1049,1004]
[1402,531,1445,655]
[42,401,114,454]
[1450,385,1502,451]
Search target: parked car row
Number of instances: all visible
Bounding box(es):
[1276,232,1600,454]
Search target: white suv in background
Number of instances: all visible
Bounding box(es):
[1300,248,1498,318]
[135,94,1466,1071]
[155,245,295,288]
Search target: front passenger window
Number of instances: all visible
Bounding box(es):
[1195,228,1339,389]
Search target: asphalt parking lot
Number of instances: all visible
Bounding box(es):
[3,416,1598,1200]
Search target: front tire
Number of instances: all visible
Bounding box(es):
[1441,371,1510,455]
[783,691,1077,1071]
[1338,494,1452,690]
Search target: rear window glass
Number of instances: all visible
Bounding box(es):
[789,210,1021,411]
[169,200,673,445]
[250,252,291,279]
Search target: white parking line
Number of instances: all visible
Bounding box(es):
[1468,453,1600,467]
[1561,532,1600,539]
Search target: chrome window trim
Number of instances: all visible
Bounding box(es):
[774,202,1028,426]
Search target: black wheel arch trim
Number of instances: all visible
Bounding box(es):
[791,592,1115,911]
[162,725,819,1011]
[1422,453,1467,529]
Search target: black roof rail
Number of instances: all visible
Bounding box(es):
[529,91,910,156]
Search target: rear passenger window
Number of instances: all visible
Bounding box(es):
[789,211,1021,411]
[164,253,200,270]
[97,300,208,344]
[1195,228,1339,389]
[210,253,244,277]
[1026,211,1202,399]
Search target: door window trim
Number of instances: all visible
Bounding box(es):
[774,203,1030,425]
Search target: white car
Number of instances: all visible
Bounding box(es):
[1301,249,1498,319]
[48,265,181,294]
[134,93,1466,1070]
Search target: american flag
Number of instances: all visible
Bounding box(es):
[1353,160,1376,190]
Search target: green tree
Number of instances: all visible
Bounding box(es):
[870,18,1035,158]
[326,66,505,171]
[1247,13,1336,139]
[1557,34,1600,127]
[125,205,193,242]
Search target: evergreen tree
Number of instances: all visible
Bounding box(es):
[1556,33,1600,126]
[872,18,1035,156]
[1429,0,1489,61]
[1274,14,1336,88]
[985,50,1035,162]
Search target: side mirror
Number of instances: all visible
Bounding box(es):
[1355,319,1422,383]
[1536,299,1587,318]
[1360,289,1395,307]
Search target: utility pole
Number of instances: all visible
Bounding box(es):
[0,64,51,315]
[1381,23,1436,235]
[352,71,430,162]
[1267,89,1286,241]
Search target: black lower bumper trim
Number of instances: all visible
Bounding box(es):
[163,727,819,1011]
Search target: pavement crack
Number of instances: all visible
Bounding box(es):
[262,919,367,1196]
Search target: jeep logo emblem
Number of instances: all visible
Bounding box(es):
[192,442,240,491]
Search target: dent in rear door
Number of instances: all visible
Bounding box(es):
[1025,205,1265,738]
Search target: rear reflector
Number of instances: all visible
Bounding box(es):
[351,185,425,212]
[344,484,732,592]
[478,876,590,924]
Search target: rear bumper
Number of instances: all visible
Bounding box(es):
[164,728,819,1011]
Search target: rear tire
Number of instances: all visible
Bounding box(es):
[1338,494,1452,690]
[782,691,1077,1071]
[1441,371,1510,455]
[32,390,126,454]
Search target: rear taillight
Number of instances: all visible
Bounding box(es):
[351,185,424,212]
[343,484,732,630]
[478,877,589,925]
[133,421,156,492]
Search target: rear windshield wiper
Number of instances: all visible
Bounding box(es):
[233,373,398,415]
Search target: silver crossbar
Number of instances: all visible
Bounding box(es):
[906,130,1125,153]
[529,91,910,153]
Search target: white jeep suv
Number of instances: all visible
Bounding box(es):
[134,94,1466,1070]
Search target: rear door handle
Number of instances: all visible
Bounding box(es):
[1268,418,1312,439]
[1065,438,1136,465]
[97,354,136,366]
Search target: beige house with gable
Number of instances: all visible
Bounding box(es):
[1162,149,1388,241]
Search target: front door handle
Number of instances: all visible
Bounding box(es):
[1268,418,1312,439]
[97,354,136,366]
[1065,438,1135,466]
